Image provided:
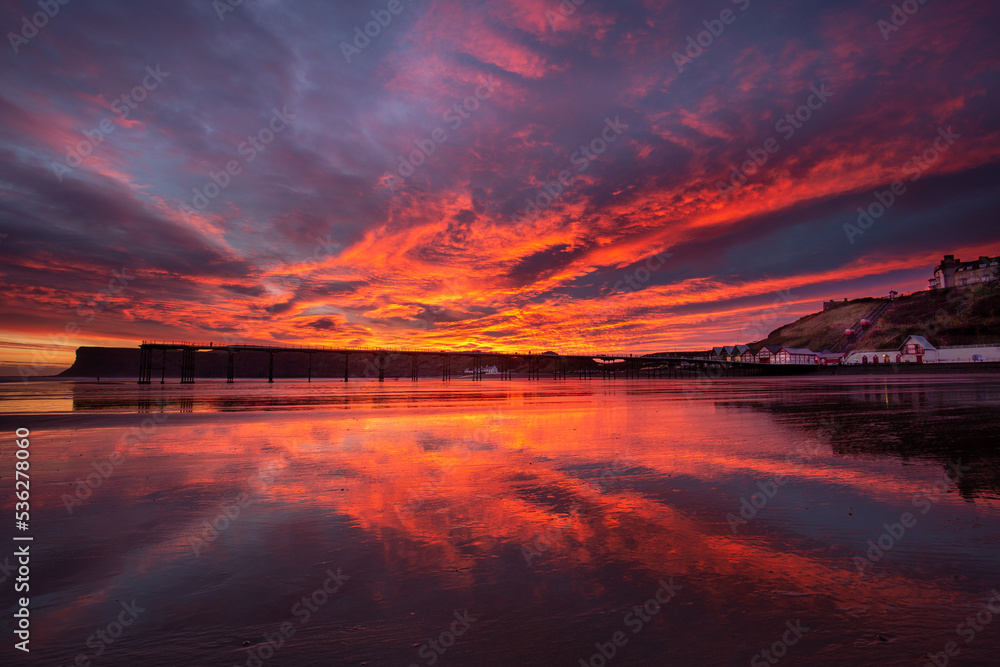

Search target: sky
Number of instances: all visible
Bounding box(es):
[1,0,999,375]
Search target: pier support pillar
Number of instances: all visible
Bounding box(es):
[138,345,152,384]
[227,350,235,383]
[181,348,196,384]
[268,351,274,383]
[553,356,566,380]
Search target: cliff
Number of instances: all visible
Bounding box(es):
[58,347,141,377]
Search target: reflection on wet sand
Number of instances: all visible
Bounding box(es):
[1,375,998,666]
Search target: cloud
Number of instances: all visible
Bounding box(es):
[2,0,999,358]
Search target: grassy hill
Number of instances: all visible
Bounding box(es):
[758,299,881,351]
[760,282,1000,352]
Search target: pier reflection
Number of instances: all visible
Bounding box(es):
[7,375,999,665]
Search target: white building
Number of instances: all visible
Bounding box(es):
[463,365,499,375]
[929,254,999,289]
[773,346,818,365]
[755,345,782,364]
[844,335,1000,364]
[817,352,845,365]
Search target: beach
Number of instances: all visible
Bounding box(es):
[2,375,999,665]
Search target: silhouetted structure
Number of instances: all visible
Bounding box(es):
[136,341,807,384]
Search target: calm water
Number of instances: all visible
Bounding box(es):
[1,376,999,666]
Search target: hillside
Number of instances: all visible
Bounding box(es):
[757,298,882,351]
[760,283,1000,352]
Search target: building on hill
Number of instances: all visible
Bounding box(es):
[929,254,999,289]
[823,298,849,310]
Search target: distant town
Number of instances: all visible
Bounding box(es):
[703,253,1000,366]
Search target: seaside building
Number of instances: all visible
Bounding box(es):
[712,345,750,362]
[752,345,818,365]
[463,364,499,375]
[769,346,819,365]
[817,352,845,365]
[898,335,937,363]
[725,345,748,361]
[844,335,1000,364]
[755,345,783,364]
[929,254,999,289]
[741,345,762,364]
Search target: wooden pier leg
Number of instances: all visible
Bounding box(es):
[179,348,196,384]
[138,345,151,384]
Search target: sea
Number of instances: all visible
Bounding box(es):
[1,374,998,666]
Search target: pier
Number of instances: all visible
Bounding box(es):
[137,341,815,384]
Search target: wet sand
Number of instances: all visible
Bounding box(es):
[1,376,999,666]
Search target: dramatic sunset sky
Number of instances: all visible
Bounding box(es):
[1,0,999,374]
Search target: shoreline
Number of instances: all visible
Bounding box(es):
[5,361,1000,383]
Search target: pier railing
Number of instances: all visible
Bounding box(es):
[136,341,770,385]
